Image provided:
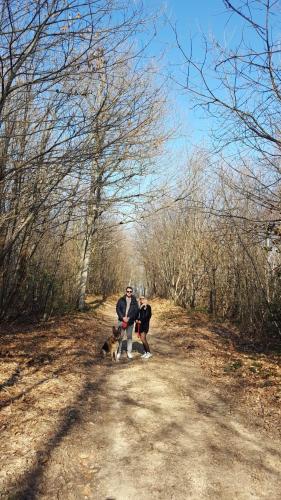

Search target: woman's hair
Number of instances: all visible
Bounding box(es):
[139,296,148,303]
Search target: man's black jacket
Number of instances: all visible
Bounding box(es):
[116,295,139,325]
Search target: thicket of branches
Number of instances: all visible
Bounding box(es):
[2,0,280,344]
[139,163,281,341]
[0,0,166,319]
[139,0,281,342]
[175,0,281,228]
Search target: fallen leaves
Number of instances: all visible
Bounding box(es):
[0,297,281,497]
[0,308,103,497]
[152,298,281,440]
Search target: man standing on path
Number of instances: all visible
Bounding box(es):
[116,287,139,359]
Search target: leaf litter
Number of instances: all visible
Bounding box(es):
[0,296,280,497]
[153,299,281,438]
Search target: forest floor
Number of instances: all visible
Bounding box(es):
[0,298,281,499]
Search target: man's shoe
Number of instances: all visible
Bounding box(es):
[141,352,147,358]
[145,352,152,359]
[127,352,133,359]
[116,352,121,360]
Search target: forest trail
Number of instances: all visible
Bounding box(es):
[1,299,281,499]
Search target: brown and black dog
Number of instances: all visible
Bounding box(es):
[101,326,122,361]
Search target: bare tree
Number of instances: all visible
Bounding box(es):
[75,50,167,310]
[174,0,281,230]
[138,156,281,340]
[0,0,167,318]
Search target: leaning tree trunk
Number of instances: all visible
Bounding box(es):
[78,232,93,311]
[77,180,102,311]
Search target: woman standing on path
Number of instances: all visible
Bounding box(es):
[136,296,152,359]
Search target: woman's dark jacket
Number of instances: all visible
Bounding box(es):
[116,295,139,325]
[136,304,152,333]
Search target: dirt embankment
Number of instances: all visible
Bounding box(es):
[0,298,280,499]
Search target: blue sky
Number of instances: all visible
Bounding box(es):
[142,0,247,154]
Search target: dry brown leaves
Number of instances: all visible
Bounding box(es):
[152,298,281,439]
[0,297,108,498]
[0,296,280,497]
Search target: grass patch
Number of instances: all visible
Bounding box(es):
[224,359,243,373]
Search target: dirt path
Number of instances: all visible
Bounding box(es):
[1,299,281,499]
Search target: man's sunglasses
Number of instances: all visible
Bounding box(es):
[126,290,133,293]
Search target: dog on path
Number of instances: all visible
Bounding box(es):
[101,326,122,361]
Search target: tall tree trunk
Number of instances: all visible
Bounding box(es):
[78,233,93,311]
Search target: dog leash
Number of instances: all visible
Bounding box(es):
[136,321,141,339]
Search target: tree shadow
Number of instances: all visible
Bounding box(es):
[132,340,145,354]
[157,305,281,357]
[5,373,107,499]
[210,324,281,356]
[4,340,281,498]
[0,367,20,390]
[97,355,281,488]
[0,367,64,410]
